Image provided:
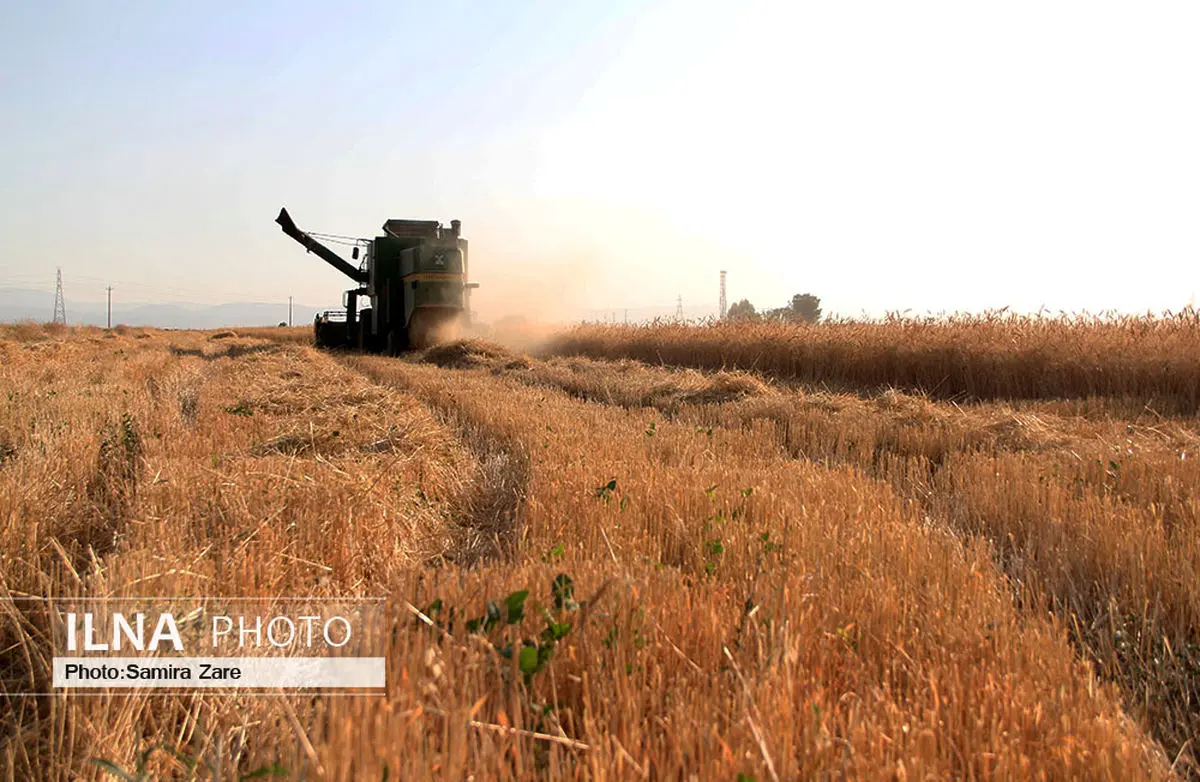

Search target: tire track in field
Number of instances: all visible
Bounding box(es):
[340,355,530,566]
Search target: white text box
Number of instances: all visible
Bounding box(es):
[52,657,385,689]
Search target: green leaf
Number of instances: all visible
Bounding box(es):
[741,487,754,497]
[518,644,540,675]
[542,620,572,642]
[504,590,529,624]
[552,573,576,611]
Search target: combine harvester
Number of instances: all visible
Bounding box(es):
[275,207,478,354]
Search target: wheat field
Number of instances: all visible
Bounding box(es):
[1,317,1196,780]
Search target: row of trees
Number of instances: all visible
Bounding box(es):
[727,293,822,323]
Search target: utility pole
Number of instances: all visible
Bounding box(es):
[289,296,293,327]
[52,268,67,325]
[107,286,112,329]
[719,270,727,319]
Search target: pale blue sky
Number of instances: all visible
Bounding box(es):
[2,1,1198,321]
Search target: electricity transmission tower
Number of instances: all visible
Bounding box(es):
[52,268,67,324]
[675,294,683,319]
[719,270,727,319]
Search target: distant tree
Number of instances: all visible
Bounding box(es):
[278,321,288,327]
[763,293,822,324]
[790,293,822,323]
[726,299,758,321]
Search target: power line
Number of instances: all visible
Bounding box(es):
[66,275,250,300]
[1,267,341,307]
[2,273,280,304]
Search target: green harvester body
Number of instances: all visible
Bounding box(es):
[275,207,478,353]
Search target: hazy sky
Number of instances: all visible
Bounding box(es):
[2,1,1197,321]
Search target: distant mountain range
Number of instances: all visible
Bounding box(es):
[0,288,320,329]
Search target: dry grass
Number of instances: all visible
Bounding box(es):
[0,321,1194,779]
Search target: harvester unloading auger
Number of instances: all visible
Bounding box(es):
[275,207,478,354]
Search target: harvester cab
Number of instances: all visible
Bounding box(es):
[275,207,477,354]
